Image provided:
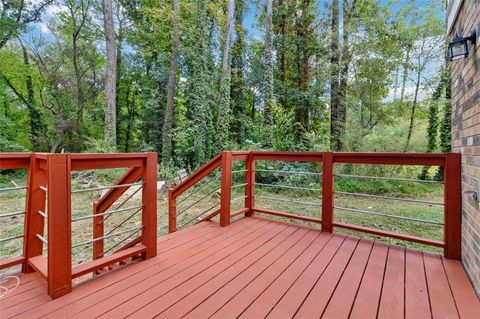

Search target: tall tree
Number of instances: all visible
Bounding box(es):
[65,0,93,149]
[230,0,246,144]
[275,0,289,109]
[293,0,316,133]
[263,0,274,125]
[0,43,46,151]
[216,0,235,150]
[161,0,181,164]
[188,0,214,166]
[103,0,117,146]
[330,0,341,150]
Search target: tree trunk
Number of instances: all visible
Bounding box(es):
[404,65,421,152]
[294,0,311,131]
[103,0,117,146]
[330,0,341,151]
[230,0,245,144]
[400,48,410,103]
[21,44,42,150]
[69,4,86,150]
[263,0,274,125]
[124,85,136,152]
[115,8,125,146]
[216,0,235,150]
[335,0,355,147]
[161,0,181,164]
[277,0,287,109]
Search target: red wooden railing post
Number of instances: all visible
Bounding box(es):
[444,152,461,260]
[47,154,72,298]
[220,151,232,226]
[92,202,104,261]
[321,152,334,232]
[142,152,157,259]
[23,153,48,273]
[168,188,176,233]
[245,151,255,217]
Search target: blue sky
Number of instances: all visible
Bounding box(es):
[244,0,443,38]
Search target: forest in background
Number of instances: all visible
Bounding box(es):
[0,0,451,177]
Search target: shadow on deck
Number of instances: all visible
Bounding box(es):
[2,216,479,319]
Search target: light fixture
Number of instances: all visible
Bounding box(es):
[447,29,477,61]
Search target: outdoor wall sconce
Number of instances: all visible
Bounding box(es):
[447,28,477,61]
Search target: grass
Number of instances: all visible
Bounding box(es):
[0,168,445,277]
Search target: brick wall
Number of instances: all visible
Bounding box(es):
[449,0,480,297]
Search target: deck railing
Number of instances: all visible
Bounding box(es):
[168,151,461,260]
[0,152,157,299]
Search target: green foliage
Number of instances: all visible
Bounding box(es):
[0,0,450,179]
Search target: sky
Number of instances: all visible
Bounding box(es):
[244,0,441,39]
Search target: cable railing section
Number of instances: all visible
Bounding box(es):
[0,152,158,299]
[253,161,323,225]
[168,151,461,261]
[0,154,31,272]
[168,153,224,232]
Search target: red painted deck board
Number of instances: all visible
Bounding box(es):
[211,232,332,319]
[122,225,298,319]
[321,239,373,319]
[405,249,431,319]
[1,216,479,319]
[293,236,361,318]
[377,245,405,319]
[349,241,389,319]
[424,252,459,319]
[178,230,320,319]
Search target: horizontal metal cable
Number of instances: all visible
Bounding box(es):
[232,169,247,174]
[335,191,444,206]
[104,208,142,236]
[71,182,143,194]
[334,206,443,225]
[100,229,142,257]
[334,174,442,184]
[0,234,24,243]
[72,205,144,222]
[178,203,220,229]
[0,186,27,193]
[255,169,322,176]
[36,234,48,244]
[256,195,322,207]
[256,183,321,192]
[176,188,219,217]
[231,196,247,202]
[72,226,143,248]
[176,171,221,206]
[102,185,143,224]
[39,186,47,192]
[231,183,247,189]
[38,210,47,219]
[0,211,25,218]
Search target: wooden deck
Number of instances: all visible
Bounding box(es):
[1,216,479,319]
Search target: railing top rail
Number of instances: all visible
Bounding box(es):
[172,153,222,197]
[0,153,32,169]
[332,152,448,166]
[69,153,149,159]
[251,151,324,162]
[0,152,32,159]
[68,153,152,170]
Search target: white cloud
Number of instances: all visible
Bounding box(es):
[38,22,50,34]
[385,85,433,103]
